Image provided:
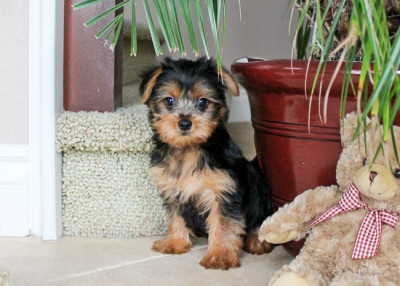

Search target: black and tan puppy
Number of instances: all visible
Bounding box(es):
[140,57,274,270]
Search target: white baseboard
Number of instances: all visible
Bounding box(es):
[0,145,29,236]
[228,87,251,123]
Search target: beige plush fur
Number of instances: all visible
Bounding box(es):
[0,269,10,286]
[259,112,400,286]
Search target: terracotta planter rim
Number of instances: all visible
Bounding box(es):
[231,57,364,95]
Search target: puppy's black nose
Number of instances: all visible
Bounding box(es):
[178,119,192,131]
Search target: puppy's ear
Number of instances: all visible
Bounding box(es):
[139,65,163,104]
[221,67,239,97]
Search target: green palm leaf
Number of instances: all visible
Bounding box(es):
[73,0,224,70]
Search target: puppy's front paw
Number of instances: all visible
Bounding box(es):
[152,237,191,254]
[199,250,240,270]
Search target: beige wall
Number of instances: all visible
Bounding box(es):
[0,1,29,144]
[167,0,297,68]
[127,0,297,67]
[220,0,297,67]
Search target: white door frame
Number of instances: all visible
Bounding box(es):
[29,0,64,240]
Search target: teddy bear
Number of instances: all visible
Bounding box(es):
[259,112,400,286]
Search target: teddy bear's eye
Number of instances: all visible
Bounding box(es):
[394,169,400,179]
[362,158,367,166]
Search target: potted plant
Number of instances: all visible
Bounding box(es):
[73,0,400,254]
[232,0,399,254]
[231,0,400,208]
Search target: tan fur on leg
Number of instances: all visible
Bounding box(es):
[199,201,244,270]
[200,245,241,270]
[152,209,192,254]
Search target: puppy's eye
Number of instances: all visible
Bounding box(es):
[394,169,400,179]
[164,97,175,108]
[362,158,368,166]
[197,98,208,111]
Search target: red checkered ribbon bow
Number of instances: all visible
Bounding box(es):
[309,183,398,259]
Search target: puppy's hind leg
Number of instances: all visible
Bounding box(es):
[244,228,273,255]
[243,158,274,255]
[152,209,192,254]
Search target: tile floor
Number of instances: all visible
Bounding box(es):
[0,236,292,286]
[0,122,294,286]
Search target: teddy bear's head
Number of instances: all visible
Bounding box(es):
[353,164,399,201]
[336,112,400,212]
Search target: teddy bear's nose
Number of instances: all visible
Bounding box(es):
[369,171,378,183]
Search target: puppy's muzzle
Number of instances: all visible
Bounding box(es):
[178,119,192,131]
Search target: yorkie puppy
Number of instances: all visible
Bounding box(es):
[139,57,274,270]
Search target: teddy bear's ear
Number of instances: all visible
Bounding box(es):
[384,124,400,167]
[341,111,369,148]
